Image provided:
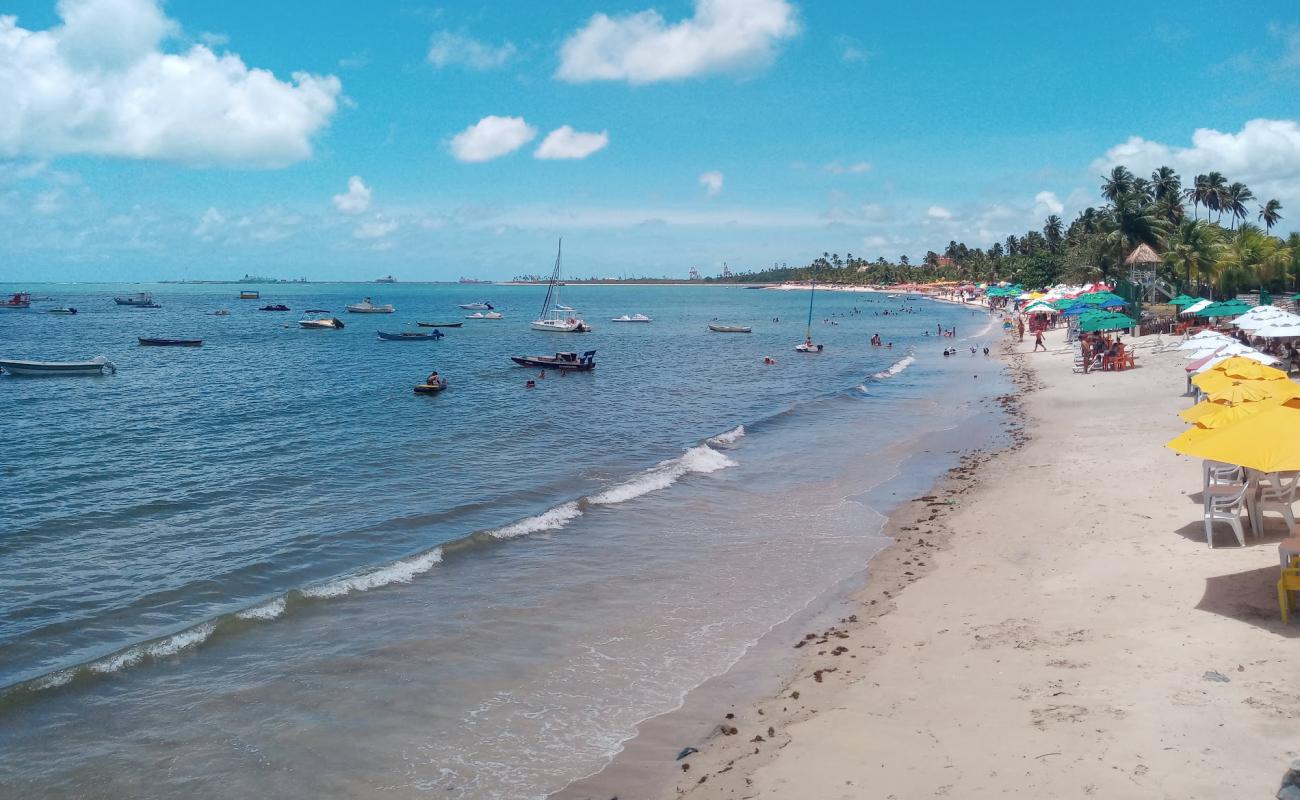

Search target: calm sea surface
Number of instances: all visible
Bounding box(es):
[0,282,1010,799]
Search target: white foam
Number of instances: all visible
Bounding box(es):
[873,354,915,379]
[236,597,287,621]
[301,548,444,599]
[491,502,583,539]
[88,622,216,674]
[589,445,736,506]
[706,425,746,446]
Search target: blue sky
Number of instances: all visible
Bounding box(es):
[1,0,1298,281]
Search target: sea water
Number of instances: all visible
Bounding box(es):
[0,283,1010,798]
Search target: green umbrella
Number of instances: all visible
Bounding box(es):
[1080,313,1136,333]
[1168,294,1198,307]
[1199,300,1251,317]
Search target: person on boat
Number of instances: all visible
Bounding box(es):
[803,336,814,349]
[426,370,440,386]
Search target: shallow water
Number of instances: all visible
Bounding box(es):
[0,283,1009,798]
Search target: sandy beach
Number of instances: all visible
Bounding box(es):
[625,322,1300,799]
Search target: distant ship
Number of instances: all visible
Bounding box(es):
[459,277,492,284]
[375,275,396,283]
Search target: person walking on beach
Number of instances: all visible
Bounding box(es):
[1016,316,1025,342]
[1033,330,1046,352]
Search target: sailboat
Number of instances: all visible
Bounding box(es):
[794,278,824,353]
[531,239,591,333]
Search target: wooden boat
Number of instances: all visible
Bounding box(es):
[0,356,115,376]
[611,314,652,323]
[47,307,78,315]
[239,290,260,299]
[139,338,202,347]
[413,378,449,394]
[377,331,443,341]
[709,324,752,333]
[299,316,344,329]
[417,321,462,328]
[347,297,395,313]
[259,304,291,312]
[114,292,160,308]
[1,292,32,309]
[510,350,596,371]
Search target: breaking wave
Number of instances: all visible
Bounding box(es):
[301,548,444,599]
[490,502,583,539]
[707,425,746,446]
[589,445,737,505]
[873,354,916,379]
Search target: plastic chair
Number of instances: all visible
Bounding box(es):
[1250,470,1299,537]
[1203,482,1250,548]
[1278,560,1300,623]
[1203,460,1243,489]
[1278,537,1300,568]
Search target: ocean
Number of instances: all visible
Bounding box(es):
[0,282,1010,798]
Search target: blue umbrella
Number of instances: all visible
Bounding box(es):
[1061,304,1093,316]
[1100,298,1128,309]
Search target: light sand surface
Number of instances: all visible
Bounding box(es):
[660,325,1300,800]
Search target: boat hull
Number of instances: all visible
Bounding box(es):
[138,338,202,347]
[377,331,443,341]
[414,380,449,394]
[794,343,825,353]
[510,351,596,371]
[458,303,493,310]
[346,306,394,313]
[299,319,344,329]
[708,325,752,333]
[417,322,463,328]
[531,320,591,333]
[0,358,114,376]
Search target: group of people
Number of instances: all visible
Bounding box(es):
[869,333,892,348]
[942,346,990,357]
[1078,332,1127,372]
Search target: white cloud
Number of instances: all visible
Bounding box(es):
[534,126,609,160]
[556,0,799,84]
[354,218,398,239]
[33,189,62,214]
[1033,190,1064,216]
[836,36,868,64]
[332,176,372,214]
[699,170,724,197]
[198,31,229,49]
[822,160,871,175]
[449,116,536,163]
[427,31,516,70]
[193,206,224,239]
[926,205,953,220]
[864,235,888,248]
[0,0,341,167]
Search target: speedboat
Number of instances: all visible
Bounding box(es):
[377,330,443,341]
[346,297,395,313]
[459,301,493,310]
[0,356,115,376]
[1,292,32,309]
[417,321,463,328]
[510,350,596,371]
[414,377,449,394]
[611,314,652,323]
[259,304,291,312]
[467,311,504,320]
[114,292,160,308]
[48,307,78,315]
[139,338,202,347]
[299,315,344,329]
[709,324,752,333]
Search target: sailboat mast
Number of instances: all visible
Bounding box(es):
[805,277,815,339]
[539,238,562,317]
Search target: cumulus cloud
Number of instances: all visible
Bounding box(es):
[332,176,372,214]
[699,170,724,197]
[0,0,341,167]
[926,205,953,220]
[1033,191,1064,216]
[822,160,871,175]
[354,218,398,239]
[427,31,516,70]
[449,116,537,163]
[193,206,224,239]
[556,0,799,84]
[534,126,609,160]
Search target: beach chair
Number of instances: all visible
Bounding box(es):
[1203,482,1250,548]
[1250,470,1300,537]
[1203,460,1243,489]
[1278,537,1300,568]
[1278,560,1300,623]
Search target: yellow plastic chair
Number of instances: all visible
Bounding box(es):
[1280,558,1300,624]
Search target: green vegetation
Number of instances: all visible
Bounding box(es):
[734,166,1290,297]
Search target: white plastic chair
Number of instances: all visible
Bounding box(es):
[1203,460,1243,489]
[1249,470,1299,537]
[1203,482,1250,548]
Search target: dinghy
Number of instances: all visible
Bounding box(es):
[708,324,752,333]
[414,378,449,394]
[377,331,443,341]
[47,307,78,315]
[417,321,463,328]
[0,356,115,376]
[138,338,202,347]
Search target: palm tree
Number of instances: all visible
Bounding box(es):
[1100,166,1135,203]
[1217,223,1289,293]
[1151,192,1185,226]
[1005,234,1019,255]
[1184,174,1207,221]
[1162,219,1221,292]
[1224,182,1254,229]
[1287,232,1300,292]
[1259,199,1283,232]
[1097,194,1169,275]
[1043,215,1064,251]
[1151,166,1181,200]
[1203,172,1228,223]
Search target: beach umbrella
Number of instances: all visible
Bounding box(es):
[1166,400,1300,472]
[1232,306,1294,330]
[1182,299,1213,316]
[1169,294,1200,307]
[1200,300,1252,318]
[1252,321,1300,338]
[1214,356,1289,381]
[1195,401,1279,430]
[1192,368,1287,395]
[1061,304,1095,317]
[1100,298,1128,309]
[1206,381,1274,404]
[1079,313,1135,333]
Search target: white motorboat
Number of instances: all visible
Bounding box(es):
[299,314,345,329]
[611,314,652,323]
[346,297,394,313]
[459,301,494,310]
[531,239,591,333]
[0,356,116,376]
[466,311,504,320]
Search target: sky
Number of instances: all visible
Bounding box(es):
[1,0,1299,282]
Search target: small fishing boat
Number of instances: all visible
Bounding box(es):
[510,350,596,371]
[114,292,160,308]
[259,304,291,312]
[377,330,443,341]
[417,321,463,328]
[531,240,592,332]
[611,314,652,323]
[239,290,260,299]
[414,378,449,394]
[47,307,78,315]
[211,309,230,316]
[466,311,504,320]
[1,292,32,309]
[0,356,115,376]
[459,301,493,310]
[139,338,202,347]
[299,315,344,329]
[709,324,752,333]
[347,297,395,313]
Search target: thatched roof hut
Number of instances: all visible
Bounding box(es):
[1125,243,1161,265]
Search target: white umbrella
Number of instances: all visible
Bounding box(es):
[1252,322,1300,338]
[1178,333,1233,350]
[1182,299,1213,315]
[1236,310,1300,331]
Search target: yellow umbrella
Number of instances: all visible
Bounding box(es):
[1206,382,1273,404]
[1214,356,1289,381]
[1167,399,1300,472]
[1191,371,1299,395]
[1195,401,1273,429]
[1179,400,1221,423]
